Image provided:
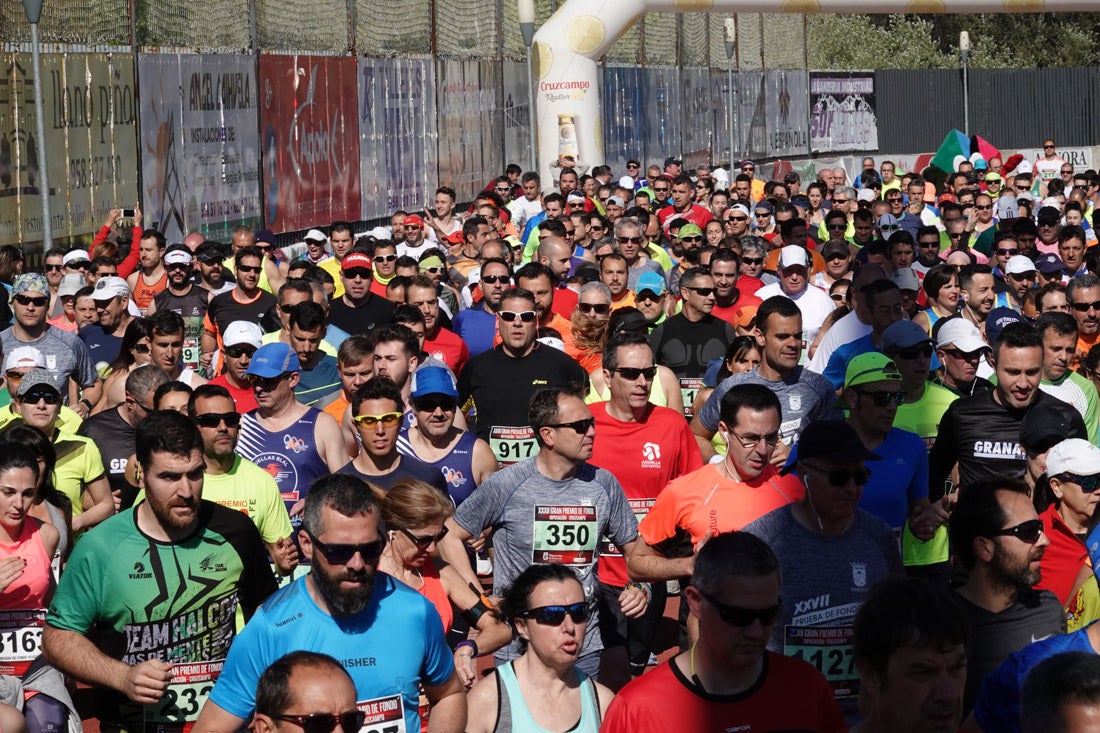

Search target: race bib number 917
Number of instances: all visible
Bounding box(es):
[489,426,538,466]
[533,505,598,565]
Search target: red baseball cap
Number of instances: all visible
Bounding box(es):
[342,252,372,270]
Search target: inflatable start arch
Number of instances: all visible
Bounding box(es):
[532,0,1089,183]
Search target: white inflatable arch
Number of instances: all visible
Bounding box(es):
[532,0,1088,182]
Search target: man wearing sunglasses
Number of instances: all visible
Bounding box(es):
[200,474,465,733]
[326,250,395,337]
[656,175,713,235]
[78,364,169,510]
[440,386,647,678]
[614,218,664,293]
[458,288,586,466]
[453,258,512,357]
[746,419,903,720]
[149,247,208,372]
[1069,273,1100,363]
[252,652,361,733]
[603,532,845,733]
[186,384,297,576]
[208,321,263,414]
[930,322,1058,499]
[0,347,77,432]
[2,273,100,415]
[821,281,905,391]
[45,410,278,733]
[948,478,1063,719]
[202,247,277,373]
[339,376,442,492]
[237,342,348,543]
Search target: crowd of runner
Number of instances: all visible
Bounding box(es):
[1,142,1100,731]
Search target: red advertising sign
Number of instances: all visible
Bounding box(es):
[258,55,360,232]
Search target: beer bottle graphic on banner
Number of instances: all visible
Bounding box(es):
[557,114,578,160]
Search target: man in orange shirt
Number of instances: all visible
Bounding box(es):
[630,383,803,582]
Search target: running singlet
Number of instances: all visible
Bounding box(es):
[648,313,735,417]
[0,519,52,676]
[494,660,601,733]
[396,429,479,506]
[236,408,328,536]
[132,271,168,311]
[46,502,276,732]
[153,287,209,371]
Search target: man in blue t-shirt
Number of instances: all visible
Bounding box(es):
[196,474,465,733]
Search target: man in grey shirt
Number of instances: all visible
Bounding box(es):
[439,386,649,678]
[744,419,903,722]
[692,295,838,462]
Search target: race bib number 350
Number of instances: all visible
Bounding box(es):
[533,505,598,565]
[489,426,538,466]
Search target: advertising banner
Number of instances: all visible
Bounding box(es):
[642,67,682,163]
[437,59,503,203]
[259,55,361,232]
[602,65,645,175]
[358,57,437,221]
[765,70,810,158]
[0,52,138,246]
[501,61,532,175]
[810,72,878,153]
[736,70,766,161]
[138,53,261,243]
[680,68,712,171]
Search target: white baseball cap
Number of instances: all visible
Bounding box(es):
[1047,438,1100,477]
[1005,255,1037,275]
[93,276,130,301]
[222,321,264,349]
[3,346,45,371]
[935,317,988,353]
[778,246,809,269]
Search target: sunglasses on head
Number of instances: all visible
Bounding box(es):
[13,294,48,307]
[806,464,873,487]
[236,264,261,274]
[194,412,241,429]
[307,533,386,565]
[611,365,657,381]
[700,590,781,627]
[854,388,904,407]
[521,602,588,625]
[499,310,537,323]
[20,390,60,405]
[1056,473,1100,492]
[988,518,1044,544]
[399,525,449,549]
[353,411,403,428]
[268,712,366,733]
[480,275,510,285]
[578,302,611,316]
[545,417,595,434]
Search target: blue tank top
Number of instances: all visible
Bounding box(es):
[495,660,600,733]
[396,428,479,506]
[236,407,328,533]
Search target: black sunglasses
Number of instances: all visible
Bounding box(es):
[807,464,872,487]
[741,257,763,265]
[308,533,386,565]
[20,390,61,405]
[480,275,510,285]
[684,286,714,296]
[414,394,457,413]
[521,602,588,625]
[854,388,904,407]
[13,294,48,307]
[700,590,782,627]
[1073,301,1100,313]
[194,412,241,429]
[236,264,262,274]
[1055,473,1100,492]
[268,712,367,733]
[892,345,933,361]
[610,366,657,381]
[225,345,257,359]
[545,417,595,434]
[987,518,1044,544]
[343,268,372,281]
[399,526,449,549]
[578,303,611,316]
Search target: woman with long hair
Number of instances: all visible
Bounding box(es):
[91,318,153,414]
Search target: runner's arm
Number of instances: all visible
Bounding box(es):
[42,626,171,704]
[314,412,350,472]
[624,534,694,582]
[438,517,478,589]
[423,670,467,733]
[191,699,248,733]
[73,474,114,532]
[470,438,499,485]
[689,415,717,461]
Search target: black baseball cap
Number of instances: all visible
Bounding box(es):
[1019,401,1087,452]
[781,420,880,474]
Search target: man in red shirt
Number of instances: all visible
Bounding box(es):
[709,249,761,331]
[589,331,703,686]
[602,532,845,733]
[208,321,261,414]
[657,175,714,233]
[405,275,468,374]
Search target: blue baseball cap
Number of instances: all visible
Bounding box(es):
[985,307,1023,345]
[245,342,300,378]
[636,271,666,297]
[410,366,458,399]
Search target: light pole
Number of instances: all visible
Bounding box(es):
[518,0,537,172]
[960,31,970,137]
[724,18,738,165]
[22,0,51,249]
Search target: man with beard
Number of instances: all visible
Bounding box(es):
[43,410,277,733]
[948,479,1064,717]
[959,264,997,331]
[195,474,466,733]
[195,241,232,296]
[149,246,208,371]
[188,384,297,576]
[709,249,760,330]
[396,366,497,508]
[668,223,705,296]
[454,257,511,356]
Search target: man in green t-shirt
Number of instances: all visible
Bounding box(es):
[43,410,277,733]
